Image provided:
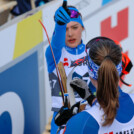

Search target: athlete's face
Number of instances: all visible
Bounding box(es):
[65,21,84,48]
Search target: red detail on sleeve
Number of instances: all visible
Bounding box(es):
[101,7,128,42]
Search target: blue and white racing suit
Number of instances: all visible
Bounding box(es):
[62,88,134,134]
[45,24,93,133]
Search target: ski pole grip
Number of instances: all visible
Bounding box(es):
[62,0,67,9]
[62,0,71,16]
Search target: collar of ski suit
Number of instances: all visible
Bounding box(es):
[65,41,85,55]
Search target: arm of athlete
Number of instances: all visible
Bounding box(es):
[45,7,70,73]
[59,111,99,134]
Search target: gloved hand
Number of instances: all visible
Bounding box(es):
[54,105,73,126]
[70,79,96,106]
[54,101,80,126]
[54,6,70,25]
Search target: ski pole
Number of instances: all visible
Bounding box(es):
[39,20,65,103]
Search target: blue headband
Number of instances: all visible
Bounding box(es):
[68,7,84,27]
[88,53,122,80]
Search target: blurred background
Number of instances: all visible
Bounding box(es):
[0,0,134,134]
[0,0,52,25]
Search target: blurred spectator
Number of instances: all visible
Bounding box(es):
[11,0,50,16]
[35,0,49,6]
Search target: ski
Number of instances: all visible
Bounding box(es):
[57,62,67,93]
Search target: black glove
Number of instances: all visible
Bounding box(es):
[70,79,96,106]
[54,101,80,126]
[54,6,70,25]
[54,105,73,126]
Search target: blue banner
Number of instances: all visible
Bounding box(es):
[0,52,40,134]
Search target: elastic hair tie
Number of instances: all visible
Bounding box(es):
[105,55,111,59]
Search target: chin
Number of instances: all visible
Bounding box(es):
[68,43,78,48]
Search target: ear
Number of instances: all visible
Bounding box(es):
[82,26,84,31]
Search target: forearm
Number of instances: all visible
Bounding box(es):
[45,23,66,73]
[51,23,66,49]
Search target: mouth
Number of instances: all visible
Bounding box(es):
[68,39,76,44]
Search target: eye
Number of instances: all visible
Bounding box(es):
[72,26,78,29]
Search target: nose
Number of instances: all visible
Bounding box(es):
[68,29,72,37]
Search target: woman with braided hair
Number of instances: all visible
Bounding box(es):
[62,37,134,134]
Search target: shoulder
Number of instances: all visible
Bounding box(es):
[64,111,99,134]
[129,93,134,102]
[116,91,134,123]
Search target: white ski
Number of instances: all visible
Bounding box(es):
[66,67,76,107]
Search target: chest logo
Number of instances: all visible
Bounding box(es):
[63,58,69,66]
